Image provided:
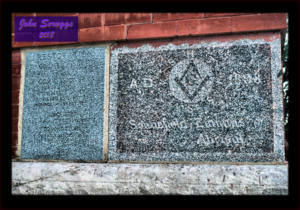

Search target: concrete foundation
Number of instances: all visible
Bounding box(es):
[12,162,288,195]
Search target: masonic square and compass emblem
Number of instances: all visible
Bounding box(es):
[169,58,214,103]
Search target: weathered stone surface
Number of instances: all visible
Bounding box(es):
[21,46,107,161]
[12,162,288,195]
[109,35,285,162]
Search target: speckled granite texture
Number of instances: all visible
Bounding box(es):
[109,37,285,162]
[21,46,106,161]
[12,162,288,195]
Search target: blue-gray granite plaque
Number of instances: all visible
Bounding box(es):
[109,37,285,162]
[21,46,106,161]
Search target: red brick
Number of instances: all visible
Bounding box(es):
[127,22,177,40]
[12,132,18,147]
[79,25,125,42]
[12,91,19,105]
[125,13,151,24]
[12,75,21,91]
[105,13,152,26]
[204,13,248,18]
[12,51,21,64]
[104,13,126,26]
[79,27,101,42]
[232,13,287,33]
[153,13,204,22]
[33,42,76,47]
[12,118,18,132]
[79,13,102,28]
[12,64,21,75]
[102,25,125,40]
[177,17,231,36]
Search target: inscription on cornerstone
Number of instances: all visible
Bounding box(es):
[109,36,285,162]
[20,46,107,160]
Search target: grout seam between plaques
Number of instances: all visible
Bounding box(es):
[103,43,112,162]
[16,50,26,157]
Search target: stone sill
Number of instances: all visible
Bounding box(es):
[12,158,288,165]
[12,162,288,195]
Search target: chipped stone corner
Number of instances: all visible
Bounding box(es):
[12,162,288,195]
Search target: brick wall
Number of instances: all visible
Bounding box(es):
[11,12,287,158]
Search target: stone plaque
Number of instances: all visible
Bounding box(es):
[109,37,285,162]
[20,46,107,160]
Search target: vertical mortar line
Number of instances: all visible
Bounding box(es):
[124,24,128,40]
[230,16,232,33]
[101,13,104,27]
[151,13,153,23]
[175,19,178,36]
[103,44,111,161]
[17,50,26,157]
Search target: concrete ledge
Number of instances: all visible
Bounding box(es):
[12,162,288,195]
